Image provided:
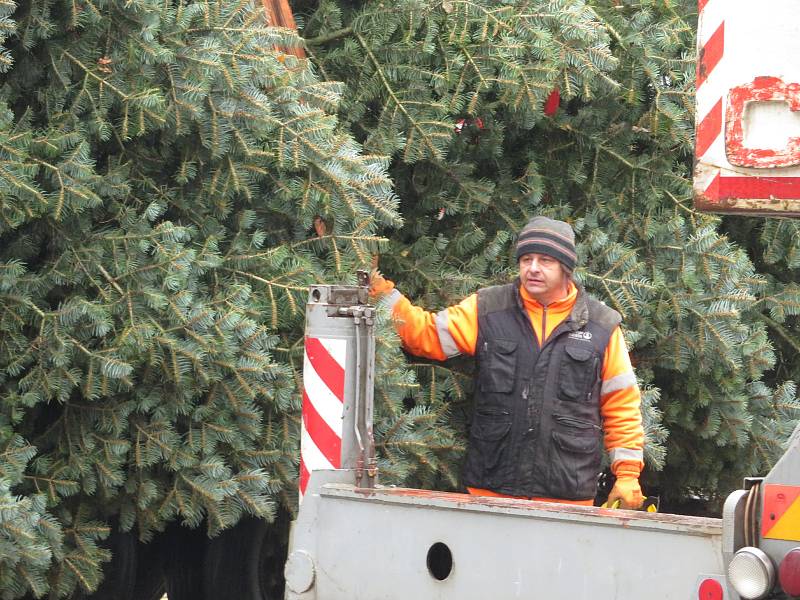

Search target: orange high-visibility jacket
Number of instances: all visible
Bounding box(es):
[373,276,644,505]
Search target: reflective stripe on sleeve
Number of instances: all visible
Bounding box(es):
[609,447,644,464]
[384,289,402,312]
[435,308,461,358]
[600,370,637,397]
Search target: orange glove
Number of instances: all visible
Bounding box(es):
[607,460,644,509]
[369,270,395,298]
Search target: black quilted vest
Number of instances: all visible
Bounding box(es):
[462,281,621,500]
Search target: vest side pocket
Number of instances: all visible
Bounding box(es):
[469,410,512,487]
[548,428,600,499]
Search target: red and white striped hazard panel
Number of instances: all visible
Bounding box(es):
[300,336,346,498]
[694,0,800,215]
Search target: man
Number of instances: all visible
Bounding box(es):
[370,216,645,508]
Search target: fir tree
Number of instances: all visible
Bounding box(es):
[2,0,800,596]
[0,0,439,595]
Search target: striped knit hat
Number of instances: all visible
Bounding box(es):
[515,216,577,271]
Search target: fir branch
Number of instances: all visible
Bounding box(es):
[305,27,353,45]
[354,32,447,161]
[758,313,800,354]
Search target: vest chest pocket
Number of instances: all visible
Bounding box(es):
[479,339,518,394]
[557,344,599,402]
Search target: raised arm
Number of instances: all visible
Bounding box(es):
[370,273,479,360]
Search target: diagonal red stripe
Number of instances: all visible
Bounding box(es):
[305,337,345,402]
[703,172,720,201]
[300,460,310,495]
[697,22,724,87]
[303,388,342,467]
[696,98,723,158]
[698,0,710,13]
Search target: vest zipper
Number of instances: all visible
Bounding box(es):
[540,305,548,348]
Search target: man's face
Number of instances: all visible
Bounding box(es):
[518,252,568,305]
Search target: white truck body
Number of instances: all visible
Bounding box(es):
[288,473,727,599]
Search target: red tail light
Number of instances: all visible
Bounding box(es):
[780,548,800,597]
[698,577,724,600]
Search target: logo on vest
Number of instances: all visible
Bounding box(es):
[568,331,593,341]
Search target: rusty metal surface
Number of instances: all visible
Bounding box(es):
[693,178,800,216]
[329,484,724,537]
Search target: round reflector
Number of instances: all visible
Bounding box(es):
[728,547,776,600]
[698,577,724,600]
[780,547,800,597]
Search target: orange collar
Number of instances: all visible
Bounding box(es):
[518,282,577,344]
[519,281,577,311]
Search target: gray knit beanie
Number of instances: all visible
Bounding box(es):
[515,216,577,271]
